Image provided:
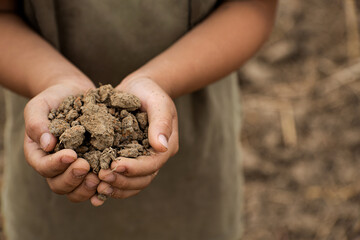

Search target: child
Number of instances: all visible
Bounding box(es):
[0,0,277,239]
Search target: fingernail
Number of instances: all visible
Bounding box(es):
[112,164,126,173]
[61,156,75,164]
[72,168,88,178]
[103,173,116,182]
[158,134,168,149]
[85,179,98,190]
[40,133,51,150]
[103,187,113,195]
[117,166,126,173]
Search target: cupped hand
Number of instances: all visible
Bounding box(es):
[92,77,179,206]
[24,80,101,203]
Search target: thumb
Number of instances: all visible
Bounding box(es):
[24,97,57,152]
[147,103,174,153]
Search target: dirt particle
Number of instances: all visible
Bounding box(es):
[120,110,129,119]
[118,148,140,158]
[49,119,70,137]
[71,120,80,127]
[100,148,116,170]
[142,139,150,149]
[110,92,141,111]
[48,112,55,120]
[59,125,86,149]
[136,112,148,130]
[56,113,65,119]
[75,145,89,154]
[97,194,108,201]
[84,150,101,174]
[54,142,63,152]
[73,96,83,111]
[65,109,79,122]
[98,84,114,102]
[58,96,75,112]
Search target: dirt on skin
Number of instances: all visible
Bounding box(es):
[48,84,150,174]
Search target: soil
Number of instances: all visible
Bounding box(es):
[239,0,360,239]
[0,0,360,239]
[48,85,150,174]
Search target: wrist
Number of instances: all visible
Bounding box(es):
[122,72,175,99]
[29,73,94,97]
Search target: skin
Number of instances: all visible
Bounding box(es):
[0,0,277,206]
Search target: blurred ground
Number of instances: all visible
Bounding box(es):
[239,0,360,239]
[0,0,360,239]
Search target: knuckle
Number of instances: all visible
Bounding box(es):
[35,165,51,178]
[26,120,39,137]
[152,160,161,172]
[124,164,139,177]
[112,189,126,199]
[97,181,108,191]
[63,177,78,190]
[52,165,64,175]
[158,119,172,135]
[48,181,66,195]
[24,101,33,117]
[116,176,129,189]
[142,176,153,188]
[171,106,178,119]
[84,178,100,191]
[37,169,48,178]
[46,158,62,175]
[35,157,60,178]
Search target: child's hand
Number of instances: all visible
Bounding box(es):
[92,77,179,206]
[23,81,101,203]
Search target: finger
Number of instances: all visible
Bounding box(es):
[111,188,140,199]
[66,173,100,202]
[24,97,57,152]
[169,117,179,156]
[96,182,141,199]
[108,155,166,177]
[90,195,105,207]
[47,158,90,194]
[147,98,176,152]
[98,169,158,190]
[24,133,77,178]
[96,182,114,196]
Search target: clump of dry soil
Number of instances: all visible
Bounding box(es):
[48,84,150,174]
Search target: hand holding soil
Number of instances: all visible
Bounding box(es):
[92,77,179,206]
[23,81,100,204]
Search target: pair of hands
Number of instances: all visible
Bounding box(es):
[23,77,179,206]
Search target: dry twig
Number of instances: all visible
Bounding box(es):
[321,60,360,95]
[344,0,360,60]
[279,102,297,147]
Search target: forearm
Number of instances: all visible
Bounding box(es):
[0,13,92,98]
[124,0,277,98]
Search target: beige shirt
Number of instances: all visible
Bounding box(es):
[2,1,243,239]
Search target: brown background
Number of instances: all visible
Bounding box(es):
[240,0,360,239]
[1,0,360,239]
